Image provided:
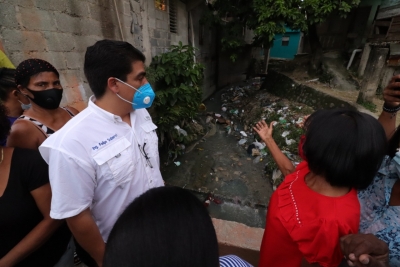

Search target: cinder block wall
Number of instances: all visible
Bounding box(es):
[0,0,188,110]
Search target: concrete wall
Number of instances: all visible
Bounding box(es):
[262,70,356,110]
[188,1,218,100]
[171,1,188,45]
[148,0,188,58]
[0,0,189,110]
[217,48,252,89]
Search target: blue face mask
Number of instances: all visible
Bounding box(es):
[17,92,31,110]
[18,100,31,110]
[115,78,155,109]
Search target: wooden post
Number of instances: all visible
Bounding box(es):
[357,47,389,104]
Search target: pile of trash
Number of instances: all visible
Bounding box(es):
[202,80,314,190]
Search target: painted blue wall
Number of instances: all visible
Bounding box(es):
[270,30,301,60]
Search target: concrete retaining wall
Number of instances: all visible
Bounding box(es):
[213,218,263,266]
[262,70,356,110]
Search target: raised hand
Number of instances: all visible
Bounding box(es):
[253,120,275,142]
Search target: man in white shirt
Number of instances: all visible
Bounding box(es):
[39,40,163,267]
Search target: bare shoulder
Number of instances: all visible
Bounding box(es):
[7,119,45,149]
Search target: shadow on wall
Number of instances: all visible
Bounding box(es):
[98,0,117,39]
[218,47,253,89]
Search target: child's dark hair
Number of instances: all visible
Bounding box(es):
[0,68,17,102]
[103,186,219,267]
[303,109,386,190]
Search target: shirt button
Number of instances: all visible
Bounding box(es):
[150,180,153,183]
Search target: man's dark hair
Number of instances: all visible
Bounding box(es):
[103,186,220,267]
[303,108,386,190]
[84,39,146,98]
[0,68,16,101]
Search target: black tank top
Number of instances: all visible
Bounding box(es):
[18,107,74,136]
[0,148,71,266]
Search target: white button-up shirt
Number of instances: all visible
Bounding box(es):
[39,96,164,241]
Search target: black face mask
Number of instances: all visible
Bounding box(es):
[25,88,63,110]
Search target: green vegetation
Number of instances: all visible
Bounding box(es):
[359,101,377,112]
[203,0,360,72]
[147,42,205,148]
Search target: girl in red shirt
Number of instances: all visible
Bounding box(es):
[254,109,387,267]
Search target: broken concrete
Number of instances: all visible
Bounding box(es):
[357,47,389,103]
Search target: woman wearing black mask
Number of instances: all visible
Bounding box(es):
[7,59,78,149]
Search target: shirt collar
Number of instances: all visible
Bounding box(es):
[88,95,123,123]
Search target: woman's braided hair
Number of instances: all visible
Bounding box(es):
[0,68,17,102]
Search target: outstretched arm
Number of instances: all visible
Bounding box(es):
[253,120,295,176]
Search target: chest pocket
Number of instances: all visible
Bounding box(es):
[140,122,159,163]
[92,137,135,187]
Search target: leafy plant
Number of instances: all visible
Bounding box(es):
[148,42,205,149]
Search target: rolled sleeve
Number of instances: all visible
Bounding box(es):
[40,146,96,219]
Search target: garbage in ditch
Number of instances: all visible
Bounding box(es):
[238,139,247,145]
[165,76,313,191]
[203,193,223,207]
[205,79,313,188]
[174,125,188,136]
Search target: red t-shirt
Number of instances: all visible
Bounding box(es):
[298,135,306,160]
[259,162,360,267]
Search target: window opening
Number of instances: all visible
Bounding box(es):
[169,0,178,33]
[282,36,290,46]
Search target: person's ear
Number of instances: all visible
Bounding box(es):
[17,85,27,94]
[11,89,19,98]
[107,77,120,94]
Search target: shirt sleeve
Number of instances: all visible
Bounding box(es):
[40,146,96,219]
[291,219,350,267]
[358,157,392,231]
[18,148,50,192]
[219,255,253,267]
